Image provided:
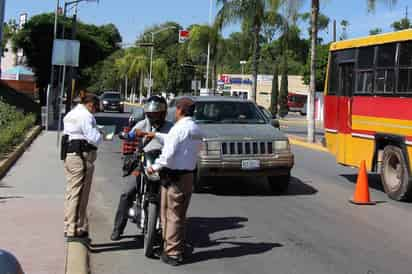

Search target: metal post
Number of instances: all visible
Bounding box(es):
[333,19,336,42]
[0,0,5,62]
[66,1,77,113]
[205,0,212,90]
[57,65,67,146]
[148,32,154,98]
[48,0,60,129]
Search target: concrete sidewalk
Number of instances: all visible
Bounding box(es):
[0,132,66,274]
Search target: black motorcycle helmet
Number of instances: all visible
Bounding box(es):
[0,249,24,274]
[144,95,167,129]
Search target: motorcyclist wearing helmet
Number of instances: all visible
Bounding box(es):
[111,95,173,241]
[0,249,24,274]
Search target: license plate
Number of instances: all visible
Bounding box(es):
[241,160,260,170]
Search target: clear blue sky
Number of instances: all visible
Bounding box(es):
[5,0,412,44]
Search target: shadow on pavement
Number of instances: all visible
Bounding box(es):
[185,217,282,264]
[204,176,317,197]
[0,196,23,203]
[89,237,142,253]
[341,173,384,192]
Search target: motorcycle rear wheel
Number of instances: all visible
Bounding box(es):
[144,202,159,258]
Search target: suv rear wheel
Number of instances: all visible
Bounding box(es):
[268,172,291,193]
[381,145,412,201]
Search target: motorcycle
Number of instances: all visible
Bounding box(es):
[122,133,163,258]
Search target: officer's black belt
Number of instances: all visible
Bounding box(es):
[67,139,97,154]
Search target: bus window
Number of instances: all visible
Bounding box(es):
[399,42,412,66]
[398,42,412,94]
[356,71,374,93]
[356,46,375,94]
[375,43,396,94]
[375,69,395,93]
[358,47,375,69]
[327,52,338,95]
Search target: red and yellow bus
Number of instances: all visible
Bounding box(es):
[324,30,412,201]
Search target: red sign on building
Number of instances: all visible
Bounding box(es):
[179,30,190,43]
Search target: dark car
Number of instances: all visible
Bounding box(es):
[100,92,124,113]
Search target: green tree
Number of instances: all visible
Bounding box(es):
[369,27,383,35]
[303,43,329,91]
[391,18,411,31]
[2,20,18,54]
[216,0,283,102]
[12,13,121,105]
[339,19,350,40]
[270,64,279,116]
[279,54,289,117]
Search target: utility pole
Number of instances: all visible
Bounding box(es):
[0,0,6,70]
[205,0,212,91]
[48,0,60,127]
[333,19,336,42]
[66,1,78,113]
[148,32,154,97]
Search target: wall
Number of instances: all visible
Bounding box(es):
[218,74,309,109]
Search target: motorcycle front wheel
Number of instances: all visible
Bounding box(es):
[143,202,159,258]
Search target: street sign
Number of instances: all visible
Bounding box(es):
[179,30,190,43]
[144,78,153,88]
[52,39,80,67]
[19,13,28,29]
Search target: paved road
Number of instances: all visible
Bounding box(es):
[88,113,412,274]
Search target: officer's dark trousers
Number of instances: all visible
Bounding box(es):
[113,176,140,234]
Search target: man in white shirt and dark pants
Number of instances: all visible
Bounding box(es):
[63,94,102,240]
[147,97,202,266]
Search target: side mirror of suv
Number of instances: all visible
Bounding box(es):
[271,119,280,129]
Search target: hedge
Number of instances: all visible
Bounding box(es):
[0,100,36,156]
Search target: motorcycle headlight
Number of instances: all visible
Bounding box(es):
[273,140,289,151]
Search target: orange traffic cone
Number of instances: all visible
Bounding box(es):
[350,160,376,205]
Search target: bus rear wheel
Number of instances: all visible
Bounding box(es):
[381,145,412,201]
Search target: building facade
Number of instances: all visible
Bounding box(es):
[217,74,309,109]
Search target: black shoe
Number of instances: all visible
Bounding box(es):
[111,230,122,241]
[161,253,183,266]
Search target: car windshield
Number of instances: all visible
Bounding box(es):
[194,101,266,124]
[103,93,121,99]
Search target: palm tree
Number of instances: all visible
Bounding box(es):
[216,0,269,102]
[307,0,397,143]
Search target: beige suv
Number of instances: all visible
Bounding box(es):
[169,96,294,193]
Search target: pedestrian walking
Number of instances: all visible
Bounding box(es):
[62,93,102,240]
[146,97,203,266]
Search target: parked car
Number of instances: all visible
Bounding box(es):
[287,93,307,113]
[169,96,294,193]
[100,91,124,113]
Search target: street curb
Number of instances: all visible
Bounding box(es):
[288,135,328,153]
[65,242,89,274]
[0,125,42,179]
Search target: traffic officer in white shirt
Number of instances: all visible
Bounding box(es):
[146,97,202,266]
[62,93,102,240]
